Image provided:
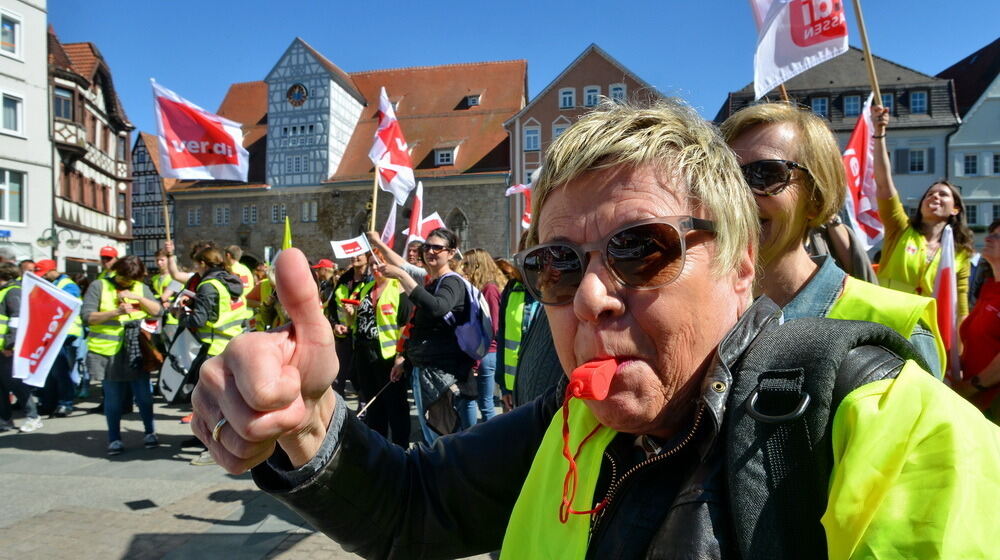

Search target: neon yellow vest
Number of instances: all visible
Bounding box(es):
[878,227,970,297]
[0,283,20,350]
[351,279,402,360]
[54,276,85,338]
[502,398,616,559]
[152,273,179,326]
[502,289,526,391]
[88,278,148,356]
[196,277,245,356]
[253,279,273,332]
[231,262,256,295]
[505,362,1000,559]
[828,276,946,377]
[333,282,353,339]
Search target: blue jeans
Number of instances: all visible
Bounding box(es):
[410,367,439,445]
[104,376,155,443]
[475,352,497,422]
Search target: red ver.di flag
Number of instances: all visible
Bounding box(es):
[842,94,883,250]
[332,234,373,260]
[401,212,446,241]
[751,0,849,99]
[13,272,81,388]
[152,79,249,181]
[368,87,416,206]
[933,225,960,381]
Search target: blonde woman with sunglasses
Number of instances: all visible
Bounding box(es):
[722,102,945,378]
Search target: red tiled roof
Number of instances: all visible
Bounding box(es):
[937,37,1000,118]
[329,59,526,182]
[217,81,268,128]
[49,30,131,126]
[62,42,101,80]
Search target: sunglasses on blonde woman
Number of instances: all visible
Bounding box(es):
[513,216,715,306]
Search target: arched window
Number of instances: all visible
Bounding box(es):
[446,208,469,250]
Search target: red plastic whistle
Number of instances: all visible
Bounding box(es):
[569,359,618,401]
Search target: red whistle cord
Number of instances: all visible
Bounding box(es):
[559,381,608,524]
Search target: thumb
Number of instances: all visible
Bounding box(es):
[274,249,332,347]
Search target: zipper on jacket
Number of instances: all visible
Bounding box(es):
[589,403,706,538]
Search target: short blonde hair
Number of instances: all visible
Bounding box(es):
[719,102,845,229]
[529,99,758,276]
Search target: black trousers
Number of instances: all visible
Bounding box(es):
[355,355,410,447]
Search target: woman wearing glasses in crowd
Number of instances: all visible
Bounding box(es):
[721,102,945,377]
[192,100,1000,558]
[958,219,1000,421]
[870,107,974,327]
[378,228,473,444]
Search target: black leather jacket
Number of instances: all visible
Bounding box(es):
[251,300,787,559]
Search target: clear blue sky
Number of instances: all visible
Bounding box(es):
[50,0,998,136]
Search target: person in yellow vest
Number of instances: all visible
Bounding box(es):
[223,245,255,330]
[721,102,946,377]
[34,259,84,417]
[192,101,1000,558]
[0,262,42,433]
[150,249,179,348]
[871,106,974,325]
[347,260,412,446]
[329,252,372,396]
[96,246,118,280]
[81,255,162,455]
[180,247,246,379]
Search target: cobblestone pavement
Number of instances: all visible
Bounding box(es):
[0,390,494,560]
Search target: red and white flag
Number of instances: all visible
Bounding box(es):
[13,272,82,388]
[407,182,425,244]
[842,94,883,250]
[401,212,446,240]
[750,0,849,99]
[152,80,249,181]
[368,87,415,206]
[505,183,533,230]
[331,234,373,260]
[381,203,397,246]
[933,225,961,381]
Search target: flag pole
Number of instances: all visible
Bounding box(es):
[160,187,172,244]
[370,165,379,231]
[778,84,790,102]
[852,0,882,105]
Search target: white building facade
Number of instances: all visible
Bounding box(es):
[0,0,52,262]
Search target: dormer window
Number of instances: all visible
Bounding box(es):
[435,148,454,166]
[466,95,480,107]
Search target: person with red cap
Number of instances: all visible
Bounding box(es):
[97,246,118,280]
[34,260,83,417]
[312,258,337,315]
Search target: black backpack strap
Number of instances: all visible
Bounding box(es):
[725,317,923,559]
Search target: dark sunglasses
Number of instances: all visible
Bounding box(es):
[513,216,715,306]
[740,159,810,196]
[422,243,450,254]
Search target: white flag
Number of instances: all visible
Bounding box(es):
[331,234,373,260]
[152,80,250,181]
[751,0,849,100]
[401,211,446,240]
[842,95,883,250]
[13,272,82,388]
[407,181,424,244]
[368,87,416,206]
[381,203,398,246]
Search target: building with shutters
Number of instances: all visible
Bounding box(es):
[48,25,133,275]
[0,0,52,262]
[130,132,176,270]
[937,37,1000,233]
[156,38,525,265]
[503,44,661,253]
[715,47,961,213]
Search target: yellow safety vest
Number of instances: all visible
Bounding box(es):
[87,278,148,356]
[828,276,946,378]
[230,262,256,296]
[503,362,1000,559]
[502,288,527,391]
[878,227,971,297]
[196,277,246,356]
[350,279,402,360]
[333,282,353,339]
[0,282,20,350]
[54,276,85,338]
[253,278,273,332]
[151,273,179,326]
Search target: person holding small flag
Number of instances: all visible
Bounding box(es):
[722,102,946,377]
[81,256,162,454]
[34,259,83,417]
[329,251,372,397]
[871,107,974,327]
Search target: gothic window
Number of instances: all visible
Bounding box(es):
[446,208,469,250]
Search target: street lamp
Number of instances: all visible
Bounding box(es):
[36,227,82,258]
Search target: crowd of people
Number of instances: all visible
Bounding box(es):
[2,97,1000,556]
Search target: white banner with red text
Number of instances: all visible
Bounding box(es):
[13,272,82,388]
